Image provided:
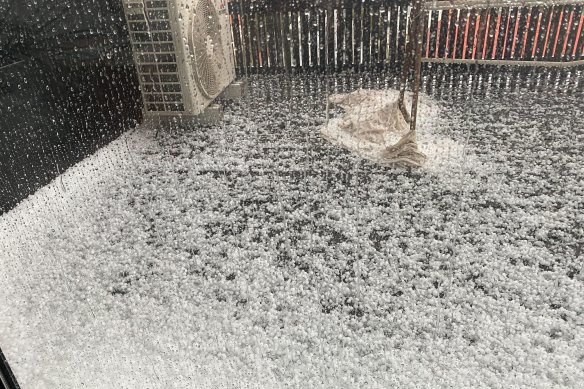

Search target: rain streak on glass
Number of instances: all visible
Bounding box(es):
[0,0,583,388]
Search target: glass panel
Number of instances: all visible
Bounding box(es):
[1,1,583,387]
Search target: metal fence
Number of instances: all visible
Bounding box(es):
[229,0,584,74]
[425,0,584,66]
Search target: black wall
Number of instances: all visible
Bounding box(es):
[0,0,142,214]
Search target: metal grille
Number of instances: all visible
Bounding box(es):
[124,0,185,113]
[228,0,584,74]
[190,0,225,98]
[424,0,584,66]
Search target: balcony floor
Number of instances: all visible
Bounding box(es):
[1,69,583,388]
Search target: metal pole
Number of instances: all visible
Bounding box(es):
[398,0,424,122]
[409,5,425,136]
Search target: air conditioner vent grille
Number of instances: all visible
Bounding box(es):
[125,0,185,113]
[123,0,236,116]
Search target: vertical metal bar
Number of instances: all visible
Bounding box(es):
[445,9,452,59]
[273,9,283,70]
[299,8,308,69]
[492,8,501,59]
[532,9,543,58]
[344,5,353,70]
[290,10,299,69]
[247,3,257,71]
[398,0,423,117]
[396,5,402,65]
[573,12,584,57]
[310,5,319,70]
[325,6,329,74]
[275,9,285,71]
[562,9,575,57]
[362,2,371,70]
[406,5,411,57]
[327,6,336,71]
[359,2,365,69]
[372,4,382,70]
[435,10,443,59]
[262,11,270,69]
[482,10,491,59]
[426,10,432,58]
[387,4,399,65]
[552,6,565,58]
[410,6,425,135]
[338,6,344,69]
[472,12,481,60]
[316,6,321,68]
[352,4,357,68]
[502,8,512,59]
[521,8,532,58]
[543,6,555,58]
[368,3,379,70]
[229,12,240,73]
[355,2,363,71]
[386,7,392,65]
[256,12,265,69]
[336,7,342,71]
[380,6,389,67]
[511,8,521,59]
[250,5,259,71]
[280,11,291,74]
[462,10,471,60]
[319,6,326,71]
[265,13,273,69]
[369,3,379,70]
[298,9,305,69]
[239,0,250,75]
[453,9,461,59]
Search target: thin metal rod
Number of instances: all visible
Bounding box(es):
[398,0,424,119]
[409,8,425,135]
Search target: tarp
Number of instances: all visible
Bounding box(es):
[321,89,427,167]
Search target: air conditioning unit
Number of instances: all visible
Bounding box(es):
[122,0,236,119]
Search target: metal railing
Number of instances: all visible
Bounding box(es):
[424,0,584,66]
[228,0,584,74]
